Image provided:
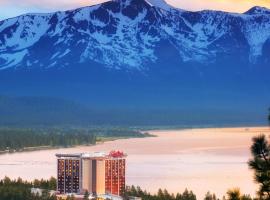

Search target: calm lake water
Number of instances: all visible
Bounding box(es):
[1,127,268,199]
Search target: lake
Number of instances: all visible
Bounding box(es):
[0,127,269,199]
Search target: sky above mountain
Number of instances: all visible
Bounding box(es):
[0,0,269,20]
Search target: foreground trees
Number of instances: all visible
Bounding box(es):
[0,177,56,200]
[204,191,217,200]
[226,188,252,200]
[124,186,256,200]
[33,177,57,191]
[124,186,196,200]
[248,135,270,199]
[268,108,270,126]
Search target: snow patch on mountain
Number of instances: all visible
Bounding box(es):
[80,8,157,69]
[0,15,51,51]
[243,15,270,62]
[73,5,101,23]
[0,49,28,69]
[147,0,172,11]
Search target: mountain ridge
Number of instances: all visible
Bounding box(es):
[0,0,270,70]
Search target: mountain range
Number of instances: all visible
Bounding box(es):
[0,0,269,126]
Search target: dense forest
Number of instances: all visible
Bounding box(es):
[0,127,149,152]
[0,128,96,152]
[0,177,254,200]
[0,177,57,200]
[123,186,255,200]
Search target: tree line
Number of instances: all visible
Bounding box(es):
[0,177,56,200]
[0,127,149,152]
[0,128,96,152]
[123,185,257,200]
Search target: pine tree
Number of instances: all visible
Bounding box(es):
[248,135,270,199]
[268,108,270,126]
[83,191,90,200]
[227,188,241,200]
[204,191,217,200]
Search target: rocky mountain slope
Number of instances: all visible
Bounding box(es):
[0,0,270,70]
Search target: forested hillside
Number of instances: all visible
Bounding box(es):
[0,127,148,153]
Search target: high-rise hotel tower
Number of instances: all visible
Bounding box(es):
[56,151,126,196]
[105,151,126,196]
[56,153,82,194]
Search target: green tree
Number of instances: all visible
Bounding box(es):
[83,191,90,200]
[248,135,270,199]
[48,177,57,190]
[157,188,165,200]
[204,191,217,200]
[268,108,270,126]
[227,188,241,200]
[240,195,252,200]
[226,188,252,200]
[176,189,196,200]
[0,177,57,200]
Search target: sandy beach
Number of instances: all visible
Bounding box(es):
[0,127,269,199]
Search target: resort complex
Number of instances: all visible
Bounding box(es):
[56,150,127,200]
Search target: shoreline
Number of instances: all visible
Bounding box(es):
[0,134,153,155]
[1,126,268,155]
[146,125,269,132]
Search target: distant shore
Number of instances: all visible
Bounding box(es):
[0,132,153,155]
[0,126,267,155]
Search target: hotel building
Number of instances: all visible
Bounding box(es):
[105,151,126,196]
[56,151,126,196]
[56,153,82,194]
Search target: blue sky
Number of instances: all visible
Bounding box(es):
[0,0,270,20]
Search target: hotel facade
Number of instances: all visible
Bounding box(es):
[56,151,126,197]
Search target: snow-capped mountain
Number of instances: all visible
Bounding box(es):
[0,0,270,71]
[0,0,269,126]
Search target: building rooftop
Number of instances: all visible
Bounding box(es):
[81,152,107,159]
[55,153,82,158]
[56,151,127,159]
